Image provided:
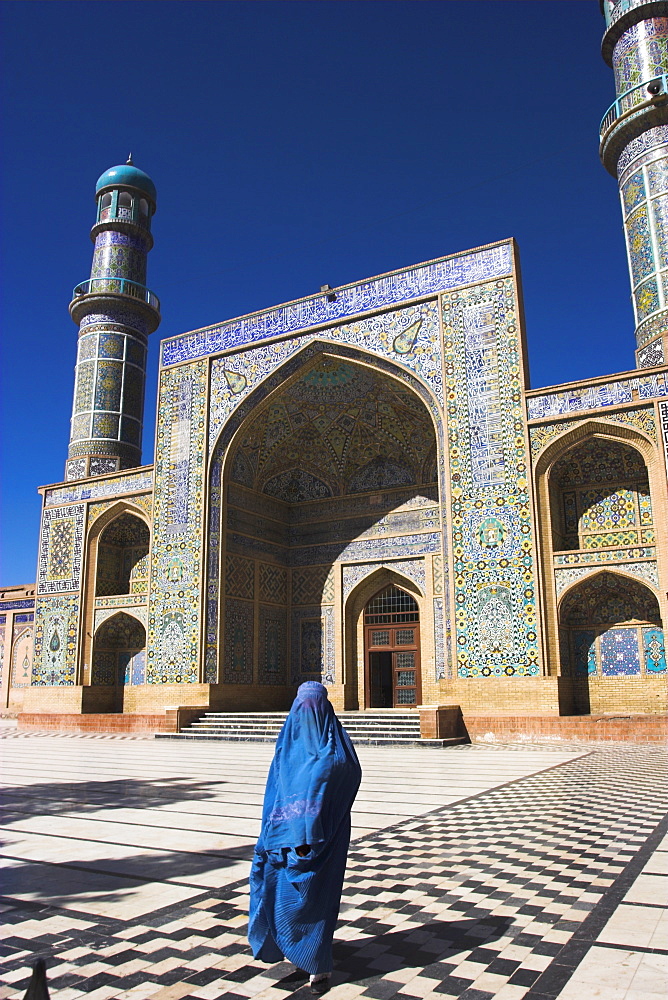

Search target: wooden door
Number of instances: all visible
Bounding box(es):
[364,586,421,707]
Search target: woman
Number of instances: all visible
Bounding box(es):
[249,682,362,994]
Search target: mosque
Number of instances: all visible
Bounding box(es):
[1,0,667,737]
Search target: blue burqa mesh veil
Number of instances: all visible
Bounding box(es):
[248,682,362,975]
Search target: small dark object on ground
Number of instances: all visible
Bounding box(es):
[23,959,49,1000]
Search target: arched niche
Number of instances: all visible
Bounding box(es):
[532,420,666,677]
[95,512,150,597]
[91,612,146,710]
[206,346,442,704]
[559,570,665,712]
[344,567,425,710]
[548,438,652,553]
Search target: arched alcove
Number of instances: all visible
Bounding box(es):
[559,571,665,712]
[207,348,441,705]
[95,513,149,597]
[549,439,652,553]
[91,612,146,710]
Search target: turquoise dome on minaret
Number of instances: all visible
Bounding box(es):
[96,157,157,204]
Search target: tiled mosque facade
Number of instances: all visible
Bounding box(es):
[1,0,667,726]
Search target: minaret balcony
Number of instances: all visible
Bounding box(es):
[69,277,161,331]
[600,74,668,137]
[599,73,668,174]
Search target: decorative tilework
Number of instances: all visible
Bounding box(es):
[643,625,667,671]
[89,456,120,476]
[600,626,641,675]
[526,372,668,419]
[555,559,659,595]
[433,596,446,680]
[341,558,426,600]
[637,338,665,366]
[554,545,655,565]
[147,360,207,684]
[92,614,146,685]
[32,595,78,685]
[291,606,334,685]
[0,599,35,611]
[37,505,85,595]
[223,598,254,684]
[291,566,334,605]
[94,605,147,632]
[66,457,87,480]
[432,553,443,594]
[442,275,539,677]
[208,303,444,450]
[660,400,668,466]
[573,629,597,675]
[560,569,660,626]
[258,604,287,684]
[45,470,153,507]
[258,563,288,604]
[617,125,668,177]
[163,243,513,366]
[10,619,33,688]
[87,492,153,525]
[225,555,255,599]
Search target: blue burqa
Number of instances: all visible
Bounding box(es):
[248,682,362,975]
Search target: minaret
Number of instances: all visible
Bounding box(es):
[600,1,668,368]
[66,157,160,481]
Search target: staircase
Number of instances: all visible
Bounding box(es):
[156,710,465,746]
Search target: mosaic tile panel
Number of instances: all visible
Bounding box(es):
[10,617,33,688]
[94,605,147,632]
[526,372,668,419]
[259,564,288,605]
[32,594,78,685]
[617,125,668,178]
[600,626,642,675]
[225,554,255,600]
[555,559,659,595]
[643,625,667,671]
[341,558,426,600]
[0,599,35,611]
[291,605,334,685]
[37,504,85,595]
[637,338,665,366]
[223,598,254,684]
[45,471,153,507]
[573,629,597,675]
[442,276,539,677]
[163,243,513,366]
[147,360,207,684]
[433,595,446,680]
[208,302,444,450]
[291,565,334,605]
[87,492,153,525]
[258,604,287,685]
[660,400,668,467]
[554,545,655,565]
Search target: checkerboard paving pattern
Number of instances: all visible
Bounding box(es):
[1,741,666,1000]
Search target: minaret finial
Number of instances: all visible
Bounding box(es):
[127,152,134,165]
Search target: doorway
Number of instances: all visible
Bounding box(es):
[364,585,421,706]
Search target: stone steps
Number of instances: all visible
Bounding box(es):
[156,710,466,746]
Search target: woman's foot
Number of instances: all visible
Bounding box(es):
[310,974,331,995]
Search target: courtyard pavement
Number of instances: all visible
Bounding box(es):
[0,722,666,1000]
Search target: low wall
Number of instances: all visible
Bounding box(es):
[17,712,170,734]
[462,712,668,744]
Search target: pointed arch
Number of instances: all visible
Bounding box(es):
[533,416,667,676]
[205,340,444,702]
[82,501,152,684]
[344,566,426,710]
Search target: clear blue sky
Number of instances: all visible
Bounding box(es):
[0,0,633,585]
